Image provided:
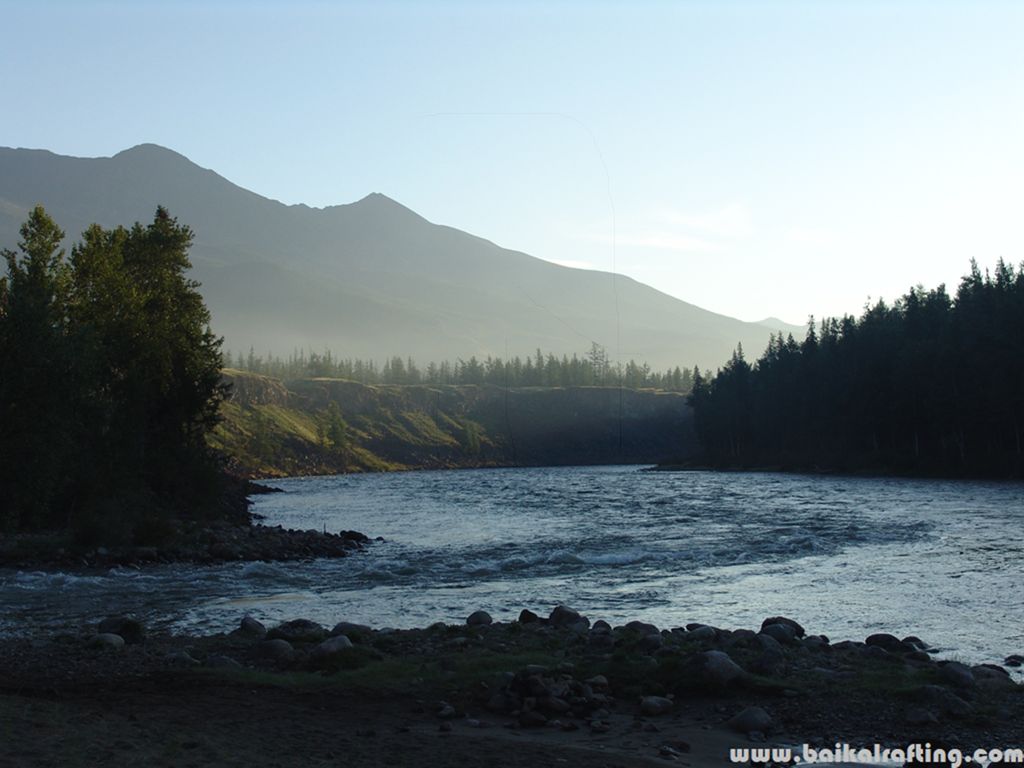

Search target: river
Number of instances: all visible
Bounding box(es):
[3,466,1022,672]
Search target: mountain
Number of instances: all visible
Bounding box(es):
[0,143,787,370]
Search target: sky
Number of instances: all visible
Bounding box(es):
[3,0,1023,325]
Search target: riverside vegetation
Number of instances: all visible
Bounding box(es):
[688,260,1024,478]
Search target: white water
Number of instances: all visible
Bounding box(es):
[2,466,1022,671]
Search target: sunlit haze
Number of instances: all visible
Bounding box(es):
[3,0,1022,325]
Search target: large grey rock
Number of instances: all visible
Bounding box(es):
[97,616,145,645]
[267,619,328,644]
[916,685,972,717]
[330,621,372,641]
[686,650,744,690]
[311,634,353,661]
[640,695,673,716]
[760,623,797,644]
[760,616,805,638]
[939,661,976,689]
[686,625,717,642]
[728,706,773,734]
[466,610,493,626]
[165,650,200,667]
[239,616,267,638]
[257,638,296,663]
[549,605,585,628]
[972,664,1016,690]
[625,620,660,636]
[89,633,125,651]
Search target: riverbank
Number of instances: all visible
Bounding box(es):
[0,521,372,570]
[3,607,1021,766]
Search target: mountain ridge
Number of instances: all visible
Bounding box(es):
[0,143,791,370]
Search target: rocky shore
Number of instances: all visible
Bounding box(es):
[2,606,1021,767]
[0,521,372,570]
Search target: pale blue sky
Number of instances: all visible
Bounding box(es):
[3,1,1022,325]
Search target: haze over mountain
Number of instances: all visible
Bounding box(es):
[0,144,799,371]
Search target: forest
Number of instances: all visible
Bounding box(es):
[227,344,697,392]
[688,260,1024,477]
[0,207,230,541]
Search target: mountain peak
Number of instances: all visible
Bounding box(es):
[114,143,188,161]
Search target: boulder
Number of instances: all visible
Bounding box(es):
[1004,654,1023,668]
[760,616,805,638]
[625,620,659,636]
[165,650,200,667]
[466,610,493,626]
[938,661,976,689]
[257,638,296,664]
[239,616,267,638]
[972,664,1016,690]
[728,706,773,734]
[640,695,673,716]
[311,635,353,661]
[89,633,125,651]
[330,621,372,641]
[518,608,540,624]
[759,623,797,644]
[686,625,717,642]
[685,650,744,690]
[548,605,585,628]
[97,616,145,645]
[866,633,911,653]
[267,619,328,644]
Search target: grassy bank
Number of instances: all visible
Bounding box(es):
[211,369,697,478]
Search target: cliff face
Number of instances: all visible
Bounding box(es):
[213,371,697,478]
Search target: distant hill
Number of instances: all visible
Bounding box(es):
[0,143,789,370]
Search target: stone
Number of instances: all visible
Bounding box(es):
[972,664,1016,690]
[311,635,353,660]
[518,609,540,624]
[625,620,659,636]
[916,685,972,717]
[97,615,145,645]
[548,605,584,628]
[727,706,773,734]
[518,710,547,728]
[330,621,371,641]
[585,674,609,691]
[802,635,829,651]
[89,633,125,651]
[591,619,612,632]
[239,616,267,638]
[166,650,200,667]
[866,633,911,653]
[466,610,493,626]
[267,619,328,644]
[938,661,976,689]
[685,650,744,690]
[257,638,296,663]
[640,696,673,716]
[1004,654,1023,668]
[437,703,457,719]
[759,623,797,644]
[639,633,664,653]
[686,625,717,642]
[539,696,570,714]
[760,616,805,637]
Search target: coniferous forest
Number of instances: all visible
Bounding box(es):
[0,207,229,542]
[688,260,1024,478]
